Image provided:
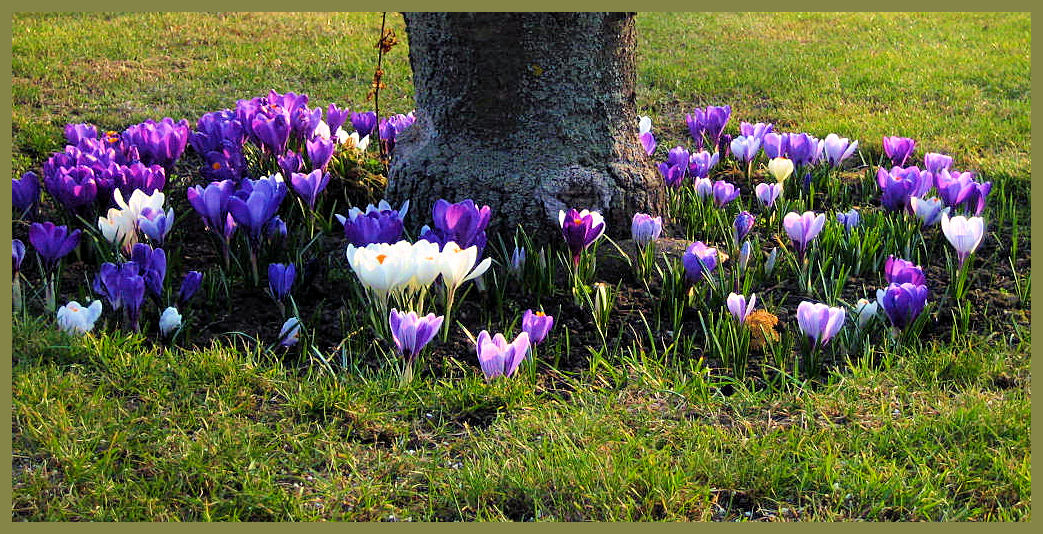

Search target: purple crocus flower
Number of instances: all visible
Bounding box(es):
[420,199,493,257]
[190,109,246,155]
[558,209,606,266]
[727,292,756,323]
[390,309,444,359]
[476,330,531,380]
[327,104,351,134]
[965,181,992,216]
[640,132,657,156]
[138,207,175,245]
[682,241,718,283]
[268,263,296,302]
[290,170,331,211]
[351,111,378,137]
[93,260,147,330]
[933,169,976,208]
[277,150,303,178]
[509,246,526,275]
[178,270,203,305]
[665,146,690,169]
[13,239,26,275]
[884,255,927,287]
[783,211,826,260]
[44,165,100,211]
[65,123,99,146]
[877,283,929,331]
[336,200,409,247]
[658,163,686,187]
[12,171,39,217]
[378,118,398,153]
[883,136,916,167]
[266,216,288,246]
[631,213,663,246]
[763,132,788,159]
[686,105,731,149]
[694,177,714,199]
[131,243,166,298]
[29,222,81,272]
[228,175,288,242]
[822,134,858,167]
[740,121,773,141]
[923,152,953,175]
[113,163,166,198]
[755,182,782,208]
[290,105,322,141]
[876,166,931,212]
[909,196,947,226]
[121,118,190,168]
[730,135,761,163]
[187,179,237,233]
[306,136,335,171]
[711,180,740,208]
[836,208,860,233]
[786,133,821,168]
[733,211,755,243]
[796,301,846,348]
[521,309,555,346]
[688,150,719,179]
[251,112,291,155]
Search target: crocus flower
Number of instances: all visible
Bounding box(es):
[43,165,100,211]
[335,129,371,151]
[883,136,915,167]
[631,213,663,246]
[755,182,782,208]
[94,262,146,330]
[727,292,756,323]
[291,105,322,141]
[278,150,303,178]
[306,136,336,171]
[964,180,992,216]
[767,157,794,183]
[738,241,751,272]
[877,283,929,331]
[763,133,788,159]
[640,131,657,156]
[658,163,686,187]
[279,317,301,347]
[138,207,175,245]
[876,166,931,212]
[909,196,947,226]
[836,208,860,233]
[665,146,690,169]
[740,121,773,141]
[711,181,740,208]
[783,211,826,260]
[522,309,554,345]
[785,133,822,168]
[730,135,761,163]
[337,200,409,247]
[389,309,443,358]
[252,112,291,155]
[688,150,719,179]
[12,171,39,217]
[933,169,975,209]
[854,298,879,329]
[229,174,287,242]
[179,271,203,305]
[65,123,99,146]
[693,177,714,199]
[268,263,296,302]
[682,241,718,283]
[733,211,755,243]
[56,300,103,336]
[941,213,985,266]
[290,170,331,211]
[765,247,778,275]
[559,209,606,266]
[822,134,858,167]
[795,301,845,348]
[686,105,731,149]
[29,222,81,272]
[923,152,953,175]
[98,207,139,253]
[159,306,182,337]
[345,241,416,302]
[638,115,652,137]
[326,104,350,133]
[420,199,492,258]
[131,243,167,298]
[351,111,378,137]
[884,255,926,286]
[121,118,190,168]
[509,246,526,275]
[13,239,26,275]
[439,241,493,292]
[113,163,166,198]
[187,180,236,232]
[476,330,531,380]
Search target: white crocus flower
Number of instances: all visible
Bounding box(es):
[114,188,165,221]
[56,300,103,336]
[855,298,879,329]
[941,213,985,265]
[638,116,652,135]
[438,241,492,292]
[345,240,416,302]
[335,127,371,151]
[408,240,444,292]
[767,157,794,183]
[313,119,331,140]
[98,207,139,253]
[159,306,182,337]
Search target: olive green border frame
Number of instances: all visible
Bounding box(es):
[2,3,1036,528]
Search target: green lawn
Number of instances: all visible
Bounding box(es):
[10,12,1031,521]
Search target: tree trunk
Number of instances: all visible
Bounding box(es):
[388,12,665,242]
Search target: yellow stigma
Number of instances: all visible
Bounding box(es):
[376,254,388,264]
[211,162,222,170]
[535,311,545,317]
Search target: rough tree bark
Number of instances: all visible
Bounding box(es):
[387,12,665,241]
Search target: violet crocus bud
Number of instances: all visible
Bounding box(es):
[877,283,929,331]
[178,271,203,305]
[883,136,915,167]
[836,208,860,233]
[290,170,331,211]
[755,182,782,208]
[822,134,858,167]
[389,309,443,359]
[631,213,663,247]
[733,211,755,244]
[727,292,756,323]
[278,150,303,178]
[521,309,554,345]
[738,241,751,273]
[682,241,718,283]
[475,330,530,379]
[711,180,740,208]
[509,246,526,276]
[326,104,350,134]
[730,135,761,163]
[909,196,947,226]
[688,150,719,179]
[306,136,336,171]
[765,248,778,275]
[940,213,985,266]
[796,301,846,348]
[12,171,40,217]
[279,317,302,347]
[783,211,825,261]
[268,263,296,302]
